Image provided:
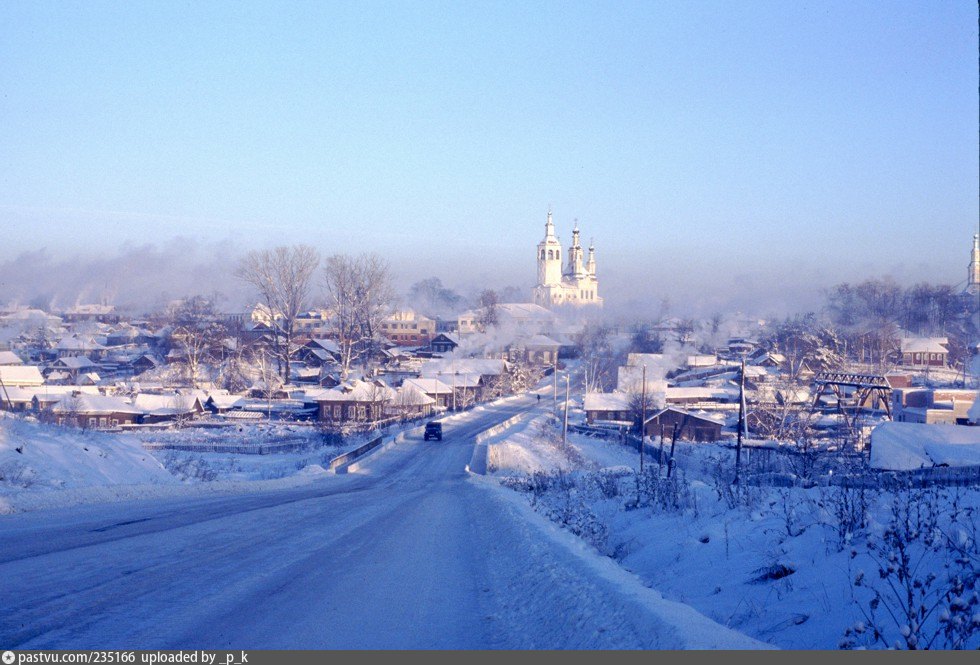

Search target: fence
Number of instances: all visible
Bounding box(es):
[326,435,384,472]
[141,439,315,455]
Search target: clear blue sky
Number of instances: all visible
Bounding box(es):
[0,1,977,312]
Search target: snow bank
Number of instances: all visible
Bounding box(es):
[0,416,176,492]
[869,421,980,471]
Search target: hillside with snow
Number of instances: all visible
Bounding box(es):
[0,415,178,512]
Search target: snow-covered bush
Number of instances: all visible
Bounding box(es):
[627,466,695,514]
[843,486,980,649]
[818,483,871,552]
[0,460,37,488]
[161,453,218,482]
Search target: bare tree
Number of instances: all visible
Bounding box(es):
[476,289,499,332]
[323,253,396,380]
[577,323,623,393]
[235,245,320,385]
[168,322,228,388]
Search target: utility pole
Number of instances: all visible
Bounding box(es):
[562,373,570,449]
[667,423,678,479]
[452,352,457,411]
[640,364,646,473]
[553,356,558,414]
[735,358,746,484]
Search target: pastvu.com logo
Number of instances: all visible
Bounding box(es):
[2,651,15,664]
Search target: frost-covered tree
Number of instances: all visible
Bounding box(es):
[235,245,320,385]
[323,253,396,380]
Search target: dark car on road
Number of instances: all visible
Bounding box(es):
[424,421,443,441]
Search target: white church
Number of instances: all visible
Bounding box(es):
[531,210,603,308]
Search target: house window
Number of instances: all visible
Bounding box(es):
[87,417,96,428]
[357,405,366,420]
[99,417,107,428]
[111,419,119,427]
[333,405,341,419]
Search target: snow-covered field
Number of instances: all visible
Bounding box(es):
[485,414,980,649]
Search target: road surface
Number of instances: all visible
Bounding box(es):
[0,397,764,649]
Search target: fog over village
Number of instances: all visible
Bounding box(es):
[0,1,978,653]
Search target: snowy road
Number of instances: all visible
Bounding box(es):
[0,397,766,649]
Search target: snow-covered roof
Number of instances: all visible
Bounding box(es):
[626,353,665,367]
[315,380,397,403]
[394,383,437,407]
[870,422,980,471]
[55,335,106,351]
[686,354,718,368]
[205,393,247,409]
[584,392,631,412]
[0,350,24,365]
[309,338,341,354]
[644,408,726,426]
[420,358,509,378]
[431,333,460,345]
[0,365,45,387]
[54,356,97,370]
[132,393,202,415]
[900,337,949,354]
[78,372,101,385]
[665,386,738,402]
[23,385,101,403]
[403,377,454,395]
[519,334,561,348]
[52,394,142,415]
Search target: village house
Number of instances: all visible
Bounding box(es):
[584,392,632,425]
[62,303,119,324]
[403,377,456,409]
[429,333,459,355]
[50,393,141,429]
[419,358,510,404]
[132,393,206,424]
[130,354,161,376]
[900,337,949,368]
[457,302,555,336]
[296,338,341,367]
[380,310,436,346]
[53,334,108,360]
[388,383,437,419]
[0,365,45,388]
[664,385,739,409]
[892,388,978,425]
[46,356,98,383]
[507,334,561,366]
[315,379,397,425]
[0,350,24,366]
[643,407,725,442]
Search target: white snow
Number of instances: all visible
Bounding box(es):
[869,421,980,470]
[481,411,980,649]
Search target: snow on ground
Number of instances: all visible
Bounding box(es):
[0,415,178,513]
[0,415,378,514]
[484,416,980,649]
